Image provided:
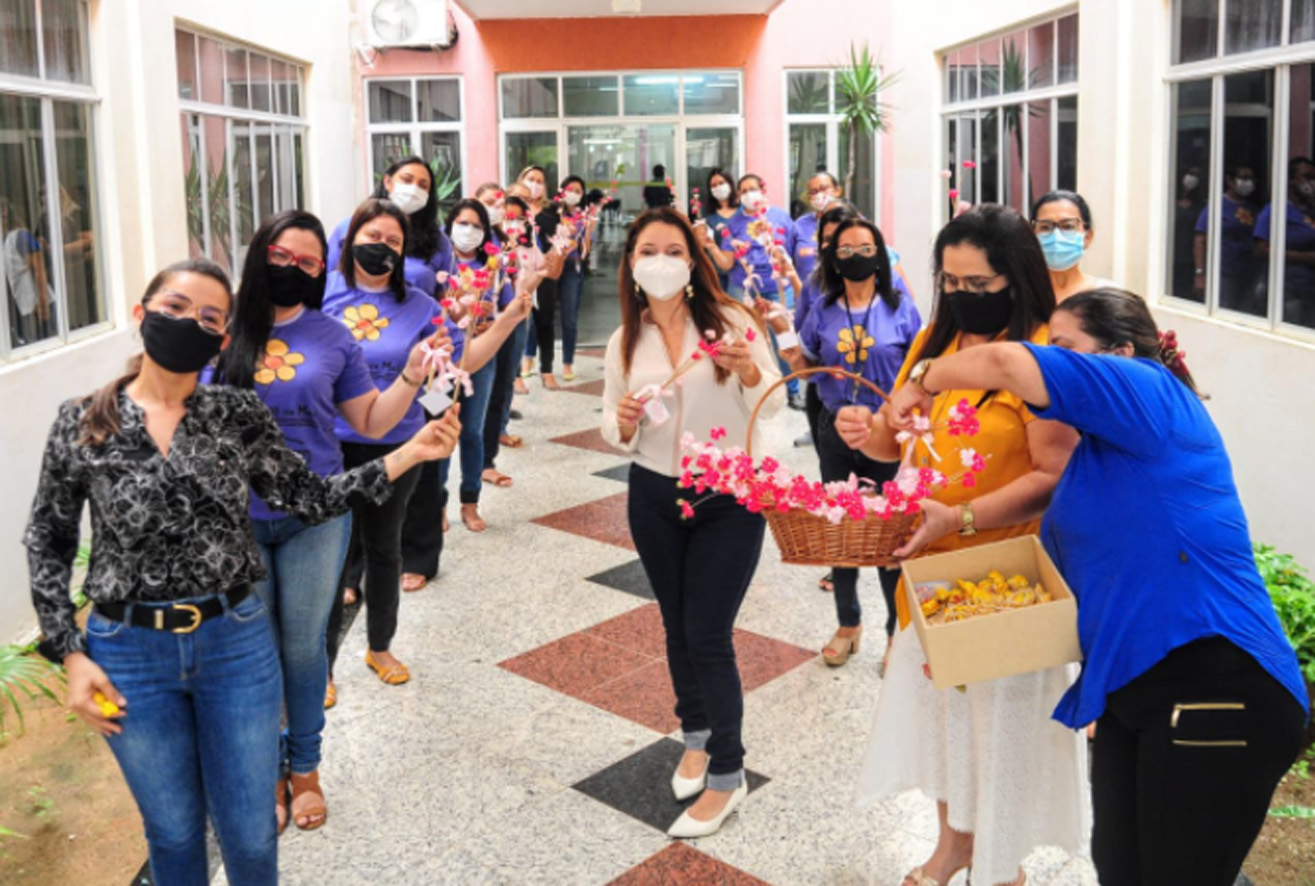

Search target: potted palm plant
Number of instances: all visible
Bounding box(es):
[834,42,901,204]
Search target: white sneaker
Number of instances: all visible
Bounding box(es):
[666,781,747,839]
[671,763,708,801]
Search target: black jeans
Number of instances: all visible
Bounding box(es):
[804,382,823,446]
[327,441,421,663]
[532,277,559,375]
[815,407,901,634]
[1091,636,1306,886]
[627,464,765,777]
[399,455,446,580]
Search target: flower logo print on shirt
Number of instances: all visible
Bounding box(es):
[1235,206,1255,227]
[254,338,305,385]
[836,325,876,365]
[342,303,390,342]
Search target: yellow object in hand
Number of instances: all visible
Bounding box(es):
[93,691,120,717]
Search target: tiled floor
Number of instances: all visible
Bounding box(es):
[205,350,1096,886]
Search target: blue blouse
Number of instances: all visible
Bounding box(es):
[1023,344,1309,728]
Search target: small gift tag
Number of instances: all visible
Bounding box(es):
[775,330,800,350]
[418,384,454,415]
[642,394,671,426]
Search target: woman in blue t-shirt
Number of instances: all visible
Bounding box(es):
[212,210,448,833]
[873,288,1308,886]
[326,155,452,299]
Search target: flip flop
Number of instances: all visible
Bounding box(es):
[499,433,524,449]
[482,469,514,488]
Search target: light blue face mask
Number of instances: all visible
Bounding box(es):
[1038,228,1086,272]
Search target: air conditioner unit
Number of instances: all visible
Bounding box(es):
[366,0,454,49]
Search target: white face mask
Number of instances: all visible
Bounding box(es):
[1182,174,1200,192]
[810,192,834,213]
[633,254,691,301]
[1299,180,1315,201]
[388,182,428,216]
[485,204,505,226]
[563,190,582,207]
[524,180,544,200]
[741,189,766,213]
[451,222,484,255]
[711,183,732,202]
[1232,179,1256,198]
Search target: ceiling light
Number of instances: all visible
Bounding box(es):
[612,0,641,12]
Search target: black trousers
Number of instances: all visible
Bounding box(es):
[327,441,421,663]
[627,464,765,776]
[483,325,520,470]
[399,455,446,579]
[1091,636,1306,886]
[804,382,823,447]
[532,277,559,375]
[814,406,901,635]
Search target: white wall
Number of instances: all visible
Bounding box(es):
[0,0,363,644]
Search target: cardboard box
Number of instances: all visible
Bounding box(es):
[901,535,1082,690]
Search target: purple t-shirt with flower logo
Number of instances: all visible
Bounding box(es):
[799,284,922,413]
[327,218,453,299]
[244,308,377,521]
[322,272,464,446]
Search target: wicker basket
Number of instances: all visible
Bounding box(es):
[747,367,921,568]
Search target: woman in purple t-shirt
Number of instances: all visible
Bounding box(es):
[212,210,450,833]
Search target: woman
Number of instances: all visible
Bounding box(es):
[602,207,783,838]
[773,217,921,667]
[874,288,1308,886]
[25,259,459,886]
[534,175,591,387]
[697,167,739,292]
[324,199,528,681]
[517,166,551,384]
[793,171,842,283]
[326,155,451,299]
[836,204,1085,886]
[1031,190,1116,303]
[210,210,448,831]
[1171,165,1207,300]
[1194,166,1263,314]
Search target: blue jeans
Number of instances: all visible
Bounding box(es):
[557,261,584,367]
[88,593,282,886]
[251,513,350,775]
[524,311,538,359]
[440,360,496,503]
[730,283,799,397]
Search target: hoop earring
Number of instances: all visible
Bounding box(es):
[684,283,695,302]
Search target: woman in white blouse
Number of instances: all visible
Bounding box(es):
[603,208,783,839]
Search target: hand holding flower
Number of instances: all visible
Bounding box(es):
[890,498,959,560]
[713,337,758,385]
[406,326,453,381]
[887,381,936,433]
[616,392,645,441]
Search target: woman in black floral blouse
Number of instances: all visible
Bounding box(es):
[24,258,459,886]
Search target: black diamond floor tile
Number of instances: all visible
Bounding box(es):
[592,463,632,484]
[572,737,769,832]
[585,558,654,600]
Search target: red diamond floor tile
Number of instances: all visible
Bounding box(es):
[549,427,617,455]
[531,492,635,551]
[606,843,775,886]
[499,632,654,696]
[580,659,679,734]
[576,346,608,359]
[562,378,606,397]
[584,603,669,658]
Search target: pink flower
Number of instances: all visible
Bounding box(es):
[963,160,978,170]
[939,170,953,180]
[745,329,757,342]
[483,242,501,256]
[948,189,960,202]
[678,499,696,520]
[710,427,727,441]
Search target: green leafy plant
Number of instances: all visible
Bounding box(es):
[428,155,462,224]
[1268,804,1315,819]
[1256,544,1315,683]
[834,42,901,204]
[0,645,65,739]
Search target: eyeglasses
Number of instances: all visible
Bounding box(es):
[835,245,879,259]
[267,245,326,277]
[154,290,228,335]
[1032,218,1085,235]
[937,272,1006,295]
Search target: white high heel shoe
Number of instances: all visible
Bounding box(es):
[671,762,708,801]
[666,781,747,839]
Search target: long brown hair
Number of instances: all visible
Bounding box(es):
[617,207,762,384]
[79,259,233,446]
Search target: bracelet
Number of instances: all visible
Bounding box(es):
[400,371,422,387]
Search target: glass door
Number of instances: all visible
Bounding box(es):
[685,126,739,216]
[568,122,676,220]
[504,129,560,192]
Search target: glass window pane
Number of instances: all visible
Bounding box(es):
[293,131,304,207]
[0,0,39,78]
[287,66,302,117]
[946,50,961,104]
[1167,80,1211,302]
[945,117,957,216]
[225,46,249,109]
[505,131,558,197]
[686,127,739,216]
[269,59,288,115]
[979,39,1001,98]
[981,110,1000,205]
[563,76,619,117]
[369,80,413,124]
[52,100,103,331]
[371,132,413,179]
[1004,104,1027,211]
[1057,95,1078,192]
[1225,0,1282,54]
[1057,15,1078,84]
[177,31,198,100]
[198,37,225,105]
[788,124,827,217]
[1001,30,1027,95]
[1028,100,1053,208]
[623,74,679,116]
[502,77,558,119]
[1029,22,1055,89]
[230,123,254,269]
[568,123,675,212]
[1216,70,1272,317]
[960,44,979,102]
[417,79,460,122]
[956,115,978,206]
[255,128,274,222]
[249,54,272,113]
[1175,0,1218,65]
[0,94,55,347]
[201,115,230,269]
[272,126,298,210]
[837,127,876,220]
[421,132,462,220]
[182,114,205,259]
[1281,64,1315,329]
[42,0,90,84]
[683,72,739,115]
[1295,0,1315,43]
[788,71,830,114]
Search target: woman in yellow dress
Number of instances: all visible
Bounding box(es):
[835,204,1087,886]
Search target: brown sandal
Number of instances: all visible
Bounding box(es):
[366,650,410,685]
[290,771,327,831]
[542,373,560,391]
[822,626,862,667]
[482,469,513,488]
[401,572,427,592]
[276,777,290,835]
[323,681,337,710]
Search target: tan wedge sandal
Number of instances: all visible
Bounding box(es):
[822,626,862,667]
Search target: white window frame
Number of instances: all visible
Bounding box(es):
[939,11,1081,221]
[363,75,467,199]
[0,0,108,365]
[1163,0,1315,340]
[496,70,745,208]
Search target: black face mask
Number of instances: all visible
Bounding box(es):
[353,242,399,277]
[834,253,881,282]
[267,264,320,307]
[946,286,1015,336]
[141,310,224,374]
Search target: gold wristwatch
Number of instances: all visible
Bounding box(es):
[958,501,978,537]
[908,358,934,392]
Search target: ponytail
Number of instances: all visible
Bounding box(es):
[1155,329,1201,396]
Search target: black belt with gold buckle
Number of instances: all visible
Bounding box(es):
[94,585,251,635]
